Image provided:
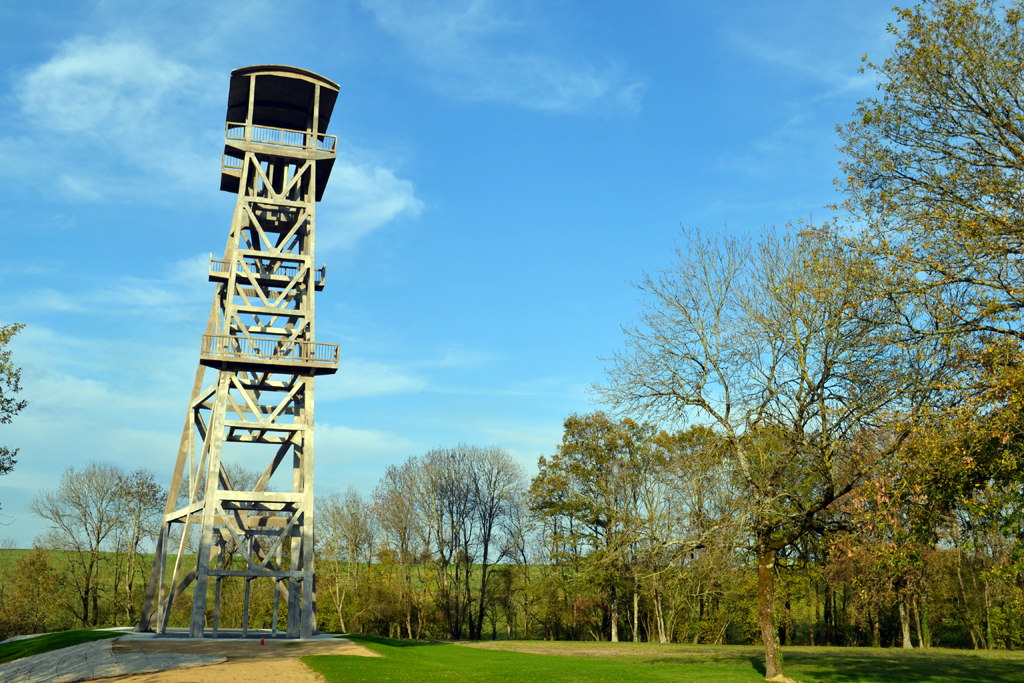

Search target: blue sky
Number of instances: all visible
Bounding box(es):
[0,0,896,545]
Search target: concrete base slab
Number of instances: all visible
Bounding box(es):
[0,637,225,683]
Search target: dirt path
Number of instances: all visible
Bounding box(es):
[107,638,378,683]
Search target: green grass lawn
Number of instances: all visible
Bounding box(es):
[0,629,122,665]
[302,636,1024,683]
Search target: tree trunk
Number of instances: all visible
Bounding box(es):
[984,579,994,650]
[610,584,619,642]
[337,587,347,633]
[912,595,925,649]
[784,597,792,646]
[808,581,816,646]
[405,560,414,639]
[811,581,819,647]
[919,594,932,648]
[871,603,880,648]
[899,599,913,649]
[823,585,833,646]
[475,536,492,642]
[655,588,667,643]
[632,587,639,642]
[757,547,782,679]
[89,553,101,627]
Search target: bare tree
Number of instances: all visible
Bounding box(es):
[111,469,164,624]
[29,463,123,626]
[415,446,476,639]
[409,444,525,640]
[469,446,525,640]
[319,488,375,633]
[373,461,422,638]
[595,226,922,678]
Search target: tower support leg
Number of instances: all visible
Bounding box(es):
[189,372,229,638]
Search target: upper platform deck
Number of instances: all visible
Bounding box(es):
[221,65,340,200]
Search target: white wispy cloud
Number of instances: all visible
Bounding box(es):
[7,253,210,322]
[3,32,423,248]
[318,359,427,399]
[316,423,418,461]
[17,36,198,136]
[310,422,421,497]
[12,35,217,196]
[0,321,427,542]
[726,29,874,97]
[318,161,424,250]
[360,0,645,113]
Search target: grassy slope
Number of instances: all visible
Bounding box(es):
[0,630,122,665]
[304,637,1024,683]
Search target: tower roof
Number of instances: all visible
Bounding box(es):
[227,65,340,132]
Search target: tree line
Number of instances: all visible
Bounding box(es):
[1,406,1019,655]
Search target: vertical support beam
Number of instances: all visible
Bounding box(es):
[153,523,168,633]
[300,376,316,639]
[273,539,283,637]
[244,74,255,143]
[189,371,230,638]
[272,579,280,637]
[212,538,224,637]
[287,430,303,638]
[242,578,251,637]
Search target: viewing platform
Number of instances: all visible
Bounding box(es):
[219,65,340,200]
[209,256,325,291]
[199,334,339,374]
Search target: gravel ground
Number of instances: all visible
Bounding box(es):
[106,636,378,683]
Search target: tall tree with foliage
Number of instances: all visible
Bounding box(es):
[840,0,1024,347]
[595,226,927,678]
[839,0,1024,491]
[0,323,27,486]
[839,0,1024,613]
[530,412,655,642]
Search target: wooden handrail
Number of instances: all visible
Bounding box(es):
[201,334,338,367]
[209,257,325,284]
[225,122,337,152]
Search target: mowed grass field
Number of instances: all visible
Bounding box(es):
[303,636,1024,683]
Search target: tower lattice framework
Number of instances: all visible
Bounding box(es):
[138,65,341,639]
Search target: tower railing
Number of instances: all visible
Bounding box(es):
[226,122,337,152]
[209,256,325,287]
[200,334,339,369]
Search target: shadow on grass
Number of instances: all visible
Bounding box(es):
[749,656,766,676]
[345,635,446,649]
[785,649,1024,683]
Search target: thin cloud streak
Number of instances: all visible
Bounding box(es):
[360,0,645,113]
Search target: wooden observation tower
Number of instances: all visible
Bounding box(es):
[137,65,340,639]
